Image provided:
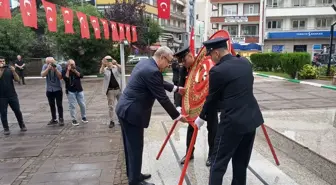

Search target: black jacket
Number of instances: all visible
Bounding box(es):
[199,54,264,134]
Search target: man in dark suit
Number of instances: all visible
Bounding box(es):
[174,46,217,167]
[171,59,180,106]
[116,46,188,185]
[194,38,264,185]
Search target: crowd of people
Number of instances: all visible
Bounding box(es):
[0,37,263,185]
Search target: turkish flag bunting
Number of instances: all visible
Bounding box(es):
[90,16,101,39]
[76,12,90,39]
[189,27,195,57]
[157,0,170,19]
[131,26,138,43]
[0,0,12,19]
[125,24,131,42]
[118,23,125,40]
[19,0,38,28]
[61,7,74,34]
[110,21,120,41]
[100,19,109,39]
[42,0,57,32]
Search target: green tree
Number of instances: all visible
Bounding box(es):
[46,4,113,75]
[144,19,162,45]
[0,14,35,62]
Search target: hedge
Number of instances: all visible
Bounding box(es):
[250,52,311,78]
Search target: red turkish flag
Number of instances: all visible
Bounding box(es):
[42,0,57,32]
[76,12,90,39]
[19,0,38,28]
[100,19,109,39]
[110,21,119,41]
[61,7,74,34]
[90,16,101,39]
[125,24,131,42]
[189,28,195,57]
[0,0,12,19]
[131,26,138,42]
[157,0,170,19]
[118,23,125,41]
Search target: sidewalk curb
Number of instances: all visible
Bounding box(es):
[253,72,336,91]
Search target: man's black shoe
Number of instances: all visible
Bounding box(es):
[59,118,64,126]
[20,124,27,132]
[137,181,155,185]
[140,173,151,181]
[48,119,58,125]
[206,157,211,167]
[3,129,10,135]
[109,121,115,128]
[180,155,194,164]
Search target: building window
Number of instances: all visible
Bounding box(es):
[317,0,334,5]
[153,0,157,7]
[153,15,158,22]
[222,25,238,36]
[222,5,238,16]
[292,0,306,6]
[212,24,218,29]
[243,4,259,15]
[212,4,219,16]
[241,25,259,36]
[266,0,283,7]
[292,20,306,29]
[267,20,282,29]
[316,18,332,28]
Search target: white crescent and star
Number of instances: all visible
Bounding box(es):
[64,10,69,14]
[46,7,52,12]
[92,20,96,23]
[0,2,3,6]
[126,27,130,31]
[111,24,115,29]
[132,27,135,31]
[79,17,86,28]
[160,2,167,12]
[120,27,123,31]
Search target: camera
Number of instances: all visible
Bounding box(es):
[51,63,56,68]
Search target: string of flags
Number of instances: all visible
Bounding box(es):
[0,0,138,42]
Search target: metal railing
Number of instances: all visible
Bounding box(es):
[266,27,331,31]
[267,2,335,8]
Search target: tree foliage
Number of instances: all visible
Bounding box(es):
[46,4,114,75]
[104,0,162,47]
[0,14,35,62]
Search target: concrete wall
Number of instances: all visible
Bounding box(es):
[264,39,330,53]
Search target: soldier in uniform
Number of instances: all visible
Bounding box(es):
[194,37,264,185]
[171,59,180,106]
[174,46,218,167]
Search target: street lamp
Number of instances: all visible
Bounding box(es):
[327,4,336,76]
[119,39,129,91]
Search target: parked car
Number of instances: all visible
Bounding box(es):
[126,56,149,65]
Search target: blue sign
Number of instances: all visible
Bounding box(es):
[312,44,322,50]
[268,31,336,39]
[272,45,284,52]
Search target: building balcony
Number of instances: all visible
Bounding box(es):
[230,35,259,43]
[210,15,259,24]
[266,5,336,17]
[170,11,186,20]
[161,24,186,33]
[210,0,259,4]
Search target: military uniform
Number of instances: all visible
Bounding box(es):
[197,38,264,185]
[171,60,180,106]
[174,46,218,166]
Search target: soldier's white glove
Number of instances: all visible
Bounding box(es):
[176,106,182,113]
[195,116,205,129]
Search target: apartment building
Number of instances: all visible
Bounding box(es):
[209,0,263,55]
[264,0,336,55]
[96,0,187,51]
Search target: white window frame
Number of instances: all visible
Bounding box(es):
[222,4,238,16]
[292,19,306,30]
[222,25,238,36]
[292,0,306,7]
[267,20,282,29]
[244,4,259,15]
[241,25,259,36]
[266,0,283,7]
[316,18,332,28]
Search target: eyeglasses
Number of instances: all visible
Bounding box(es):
[163,56,173,64]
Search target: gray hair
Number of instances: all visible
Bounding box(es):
[45,57,55,63]
[154,46,174,58]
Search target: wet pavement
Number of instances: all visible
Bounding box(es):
[0,76,334,185]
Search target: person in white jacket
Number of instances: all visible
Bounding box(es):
[99,56,122,128]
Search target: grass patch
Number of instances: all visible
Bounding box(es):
[255,71,291,79]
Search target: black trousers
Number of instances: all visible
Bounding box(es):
[0,96,24,130]
[46,90,63,120]
[119,117,144,185]
[17,70,25,84]
[186,111,218,157]
[209,129,256,185]
[173,81,178,106]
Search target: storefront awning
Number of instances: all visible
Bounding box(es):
[245,43,261,51]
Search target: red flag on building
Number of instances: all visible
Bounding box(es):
[100,19,109,39]
[118,23,125,41]
[19,0,38,28]
[110,21,120,41]
[61,7,74,34]
[157,0,170,19]
[0,0,12,19]
[76,12,90,39]
[131,25,138,42]
[125,24,131,42]
[42,0,57,32]
[189,28,195,57]
[90,16,101,39]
